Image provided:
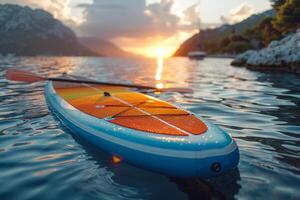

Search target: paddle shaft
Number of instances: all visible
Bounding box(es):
[48,77,156,90]
[5,68,193,92]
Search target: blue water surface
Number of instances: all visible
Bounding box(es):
[0,56,299,200]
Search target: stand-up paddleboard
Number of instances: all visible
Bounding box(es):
[44,75,239,177]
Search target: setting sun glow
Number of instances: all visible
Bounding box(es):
[145,45,175,58]
[117,31,194,58]
[149,46,172,58]
[155,47,167,58]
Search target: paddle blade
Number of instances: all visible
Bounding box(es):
[5,69,45,83]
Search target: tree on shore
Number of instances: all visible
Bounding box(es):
[259,17,282,45]
[272,0,300,33]
[231,0,299,50]
[186,0,300,55]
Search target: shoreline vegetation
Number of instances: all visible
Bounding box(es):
[230,0,300,74]
[173,9,276,57]
[175,0,300,73]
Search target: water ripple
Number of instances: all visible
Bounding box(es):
[0,57,299,200]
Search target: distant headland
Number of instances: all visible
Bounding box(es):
[174,0,300,73]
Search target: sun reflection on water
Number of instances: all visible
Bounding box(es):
[155,57,163,81]
[155,49,165,89]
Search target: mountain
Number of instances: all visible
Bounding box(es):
[174,10,275,56]
[0,4,98,56]
[79,37,134,57]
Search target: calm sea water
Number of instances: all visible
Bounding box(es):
[0,56,299,200]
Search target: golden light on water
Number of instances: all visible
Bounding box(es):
[155,58,163,81]
[156,82,164,89]
[155,47,165,89]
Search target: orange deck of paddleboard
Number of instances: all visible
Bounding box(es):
[53,81,208,136]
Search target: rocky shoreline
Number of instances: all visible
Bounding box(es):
[231,30,300,74]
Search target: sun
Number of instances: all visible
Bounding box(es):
[155,47,167,58]
[145,46,173,58]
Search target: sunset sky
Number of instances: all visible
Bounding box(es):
[0,0,272,57]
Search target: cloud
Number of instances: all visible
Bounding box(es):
[182,4,200,26]
[0,0,202,39]
[179,3,201,31]
[146,0,180,33]
[220,2,254,24]
[78,0,151,38]
[44,0,71,20]
[77,0,202,39]
[77,0,185,39]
